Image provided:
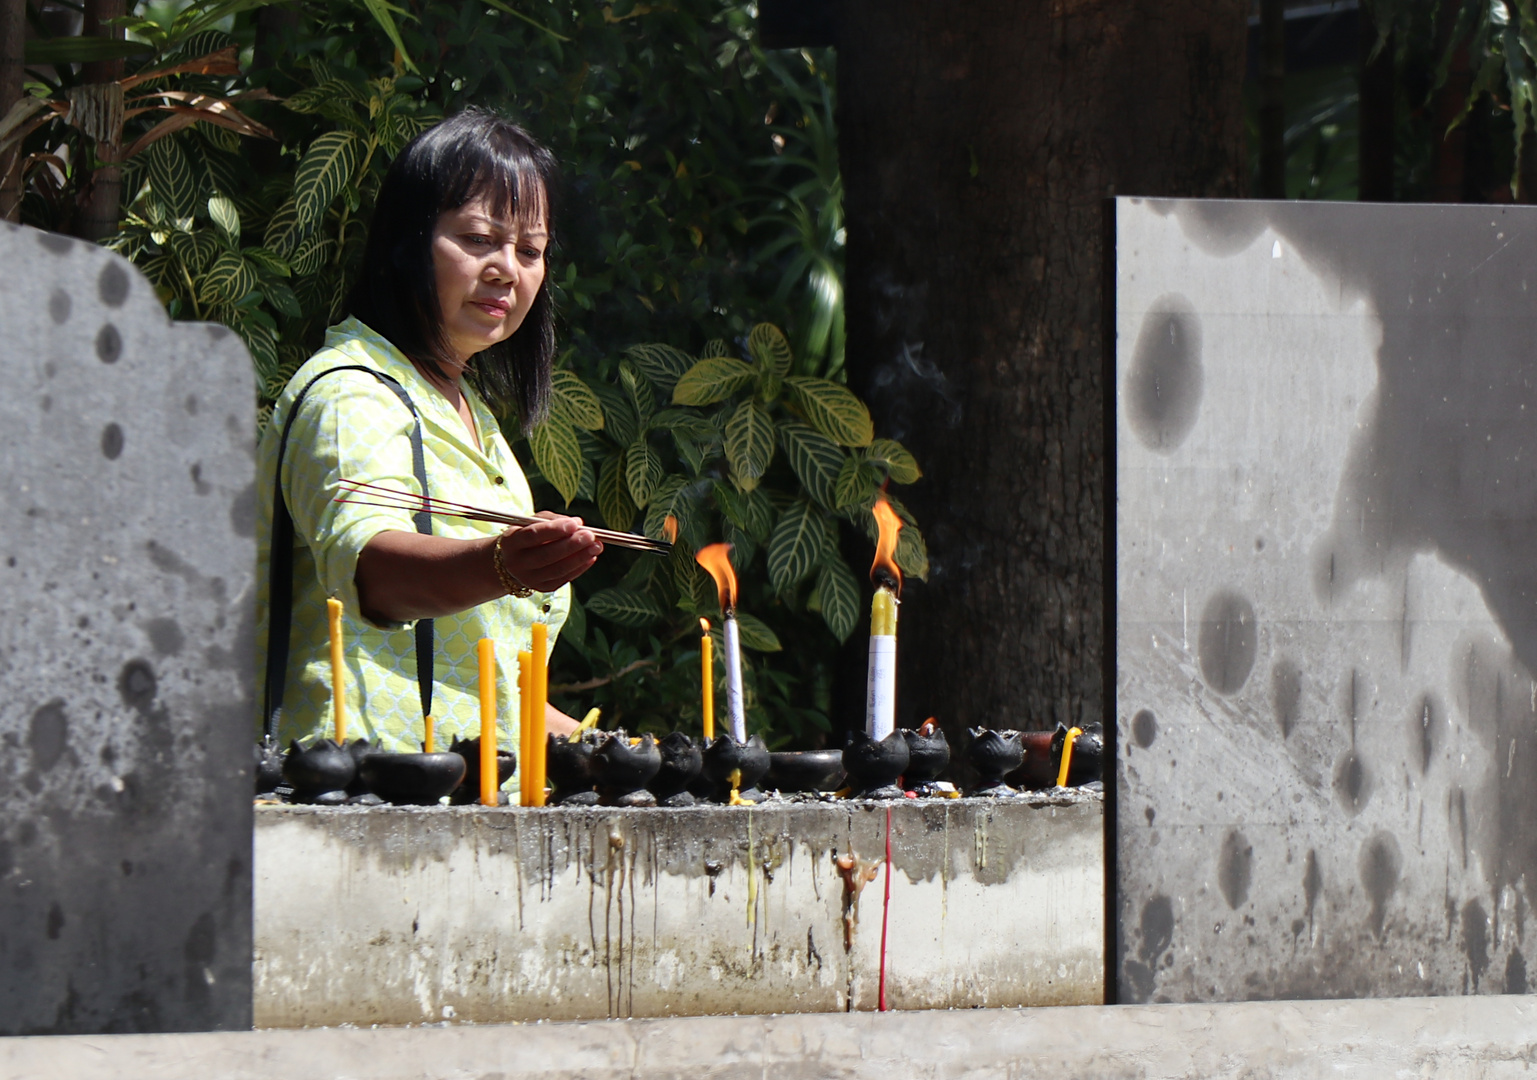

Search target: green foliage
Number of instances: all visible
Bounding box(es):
[523,323,924,745]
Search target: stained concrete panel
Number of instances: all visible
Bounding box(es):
[0,223,255,1032]
[253,797,1103,1025]
[1113,198,1537,1002]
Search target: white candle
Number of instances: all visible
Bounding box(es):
[723,613,747,741]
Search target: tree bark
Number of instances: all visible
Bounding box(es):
[0,0,25,220]
[1358,13,1394,201]
[1258,0,1286,198]
[837,0,1247,740]
[74,0,125,240]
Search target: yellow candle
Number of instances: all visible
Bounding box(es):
[478,638,497,806]
[423,715,435,754]
[700,618,715,741]
[531,622,548,807]
[569,707,601,742]
[1057,726,1083,788]
[866,587,898,739]
[518,651,532,806]
[326,598,346,744]
[871,587,898,636]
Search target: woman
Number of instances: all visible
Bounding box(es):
[255,109,600,757]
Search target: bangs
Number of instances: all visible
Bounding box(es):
[440,133,553,236]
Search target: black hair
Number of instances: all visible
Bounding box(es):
[347,107,557,431]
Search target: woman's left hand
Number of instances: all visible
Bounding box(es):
[495,512,603,593]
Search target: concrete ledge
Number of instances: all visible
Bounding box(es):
[254,794,1102,1025]
[8,995,1537,1078]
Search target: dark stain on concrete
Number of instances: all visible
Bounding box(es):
[229,481,256,538]
[1271,658,1302,739]
[1122,893,1175,1004]
[37,231,74,255]
[100,423,124,461]
[1131,709,1158,749]
[1333,750,1371,815]
[143,618,184,657]
[1464,898,1490,990]
[1217,829,1252,910]
[45,902,64,940]
[95,324,121,364]
[1359,832,1401,940]
[47,290,70,325]
[1303,849,1322,929]
[1198,590,1257,696]
[1126,295,1203,454]
[29,700,68,772]
[1410,693,1438,775]
[117,659,158,715]
[1507,948,1527,994]
[98,263,129,307]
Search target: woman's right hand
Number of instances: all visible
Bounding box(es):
[495,513,604,594]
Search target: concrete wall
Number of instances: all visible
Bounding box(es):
[1113,198,1537,1002]
[10,995,1537,1079]
[253,795,1102,1026]
[0,224,255,1033]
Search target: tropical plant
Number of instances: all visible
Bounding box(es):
[520,322,926,744]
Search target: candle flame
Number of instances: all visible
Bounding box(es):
[663,514,678,544]
[870,498,903,595]
[919,717,937,737]
[695,543,737,613]
[700,616,710,633]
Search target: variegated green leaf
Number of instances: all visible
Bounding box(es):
[207,193,240,245]
[867,438,922,484]
[672,355,755,406]
[724,399,774,491]
[833,456,873,509]
[586,587,667,628]
[263,196,306,257]
[202,250,256,301]
[528,414,584,505]
[619,361,655,425]
[625,438,663,508]
[288,236,333,276]
[896,522,931,582]
[766,499,829,593]
[593,381,638,446]
[552,370,604,430]
[597,453,637,532]
[292,130,364,233]
[642,475,689,540]
[734,612,782,652]
[748,322,793,378]
[815,558,861,642]
[624,342,693,395]
[785,376,874,447]
[146,138,197,222]
[700,338,730,358]
[244,246,290,277]
[780,422,844,509]
[168,229,221,273]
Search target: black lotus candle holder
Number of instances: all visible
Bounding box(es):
[255,735,284,795]
[842,729,910,800]
[447,735,517,805]
[901,726,950,795]
[592,732,662,807]
[1051,722,1103,787]
[967,728,1024,797]
[700,733,771,803]
[765,750,845,794]
[647,732,703,807]
[282,738,356,804]
[359,752,467,805]
[547,733,600,806]
[345,737,384,804]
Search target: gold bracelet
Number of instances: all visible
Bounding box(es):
[493,531,534,598]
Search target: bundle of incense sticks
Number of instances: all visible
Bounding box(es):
[335,479,672,555]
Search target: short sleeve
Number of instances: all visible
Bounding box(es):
[278,371,421,628]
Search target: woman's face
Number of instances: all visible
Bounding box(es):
[430,190,548,368]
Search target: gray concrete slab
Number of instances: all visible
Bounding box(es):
[0,222,256,1032]
[253,795,1103,1025]
[1113,198,1537,1003]
[6,994,1537,1078]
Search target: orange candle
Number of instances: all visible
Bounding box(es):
[423,715,435,754]
[700,618,714,741]
[518,650,533,807]
[326,598,346,744]
[531,622,548,807]
[478,638,497,806]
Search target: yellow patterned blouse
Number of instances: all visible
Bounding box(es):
[254,317,568,757]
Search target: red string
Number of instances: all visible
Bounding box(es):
[878,804,892,1011]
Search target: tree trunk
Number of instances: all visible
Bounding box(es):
[1358,13,1395,201]
[837,1,1247,741]
[0,0,24,220]
[74,0,125,241]
[1258,0,1286,198]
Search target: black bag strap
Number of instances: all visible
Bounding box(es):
[263,365,435,743]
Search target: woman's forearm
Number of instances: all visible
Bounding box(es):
[355,530,502,623]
